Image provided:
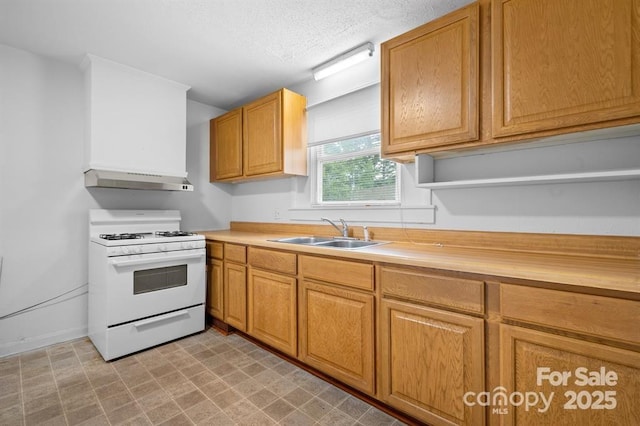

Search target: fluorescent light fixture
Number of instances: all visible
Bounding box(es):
[312,42,375,81]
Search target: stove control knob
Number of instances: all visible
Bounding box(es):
[122,246,130,254]
[182,242,194,249]
[133,246,142,254]
[158,244,167,252]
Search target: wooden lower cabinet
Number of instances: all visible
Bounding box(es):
[224,262,247,331]
[207,258,224,320]
[247,268,297,356]
[380,299,485,425]
[498,325,640,425]
[299,280,375,395]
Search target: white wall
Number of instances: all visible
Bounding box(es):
[0,44,90,357]
[229,53,640,236]
[430,136,640,235]
[0,45,229,357]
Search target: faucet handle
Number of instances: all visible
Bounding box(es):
[339,218,349,237]
[362,226,370,241]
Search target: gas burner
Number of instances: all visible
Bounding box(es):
[155,231,194,237]
[99,233,144,241]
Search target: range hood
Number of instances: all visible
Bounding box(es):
[82,55,192,191]
[85,169,193,191]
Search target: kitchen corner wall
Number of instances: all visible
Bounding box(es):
[0,44,230,357]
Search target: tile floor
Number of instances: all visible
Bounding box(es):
[0,328,408,425]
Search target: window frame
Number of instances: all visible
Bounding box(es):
[310,132,401,207]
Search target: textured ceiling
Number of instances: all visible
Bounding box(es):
[0,0,471,109]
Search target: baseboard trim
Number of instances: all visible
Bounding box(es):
[0,326,88,358]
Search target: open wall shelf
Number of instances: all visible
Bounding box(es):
[415,154,640,190]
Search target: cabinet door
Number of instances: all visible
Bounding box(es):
[380,299,485,426]
[299,280,375,395]
[493,0,640,137]
[207,258,224,320]
[381,3,479,157]
[210,108,243,181]
[224,262,246,331]
[499,325,640,425]
[244,91,282,176]
[247,269,297,356]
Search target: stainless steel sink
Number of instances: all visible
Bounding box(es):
[270,236,334,245]
[270,236,386,249]
[315,240,384,249]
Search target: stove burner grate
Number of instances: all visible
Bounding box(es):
[99,233,144,241]
[155,231,195,237]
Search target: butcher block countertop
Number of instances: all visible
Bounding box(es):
[198,223,640,298]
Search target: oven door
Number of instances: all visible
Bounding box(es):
[105,248,206,325]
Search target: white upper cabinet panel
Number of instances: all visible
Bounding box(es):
[82,54,190,177]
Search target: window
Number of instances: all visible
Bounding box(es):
[312,133,400,205]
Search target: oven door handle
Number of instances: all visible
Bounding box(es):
[133,309,189,328]
[109,252,205,267]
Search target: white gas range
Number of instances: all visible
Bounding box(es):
[88,209,206,360]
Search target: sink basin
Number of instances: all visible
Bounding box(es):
[270,236,334,245]
[270,236,386,249]
[315,240,385,249]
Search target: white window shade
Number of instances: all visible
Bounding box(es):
[307,84,380,146]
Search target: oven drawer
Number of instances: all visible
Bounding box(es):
[99,305,205,360]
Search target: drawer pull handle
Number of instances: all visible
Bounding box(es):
[133,310,189,328]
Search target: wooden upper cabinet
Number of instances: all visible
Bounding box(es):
[210,88,307,182]
[493,0,640,138]
[244,91,283,176]
[210,108,243,181]
[382,2,479,160]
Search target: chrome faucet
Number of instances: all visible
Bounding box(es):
[321,217,349,238]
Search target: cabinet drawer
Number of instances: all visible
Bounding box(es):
[206,241,224,260]
[300,255,373,291]
[501,284,640,344]
[224,243,246,263]
[249,247,296,275]
[379,266,484,314]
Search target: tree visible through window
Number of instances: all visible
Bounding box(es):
[314,133,399,205]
